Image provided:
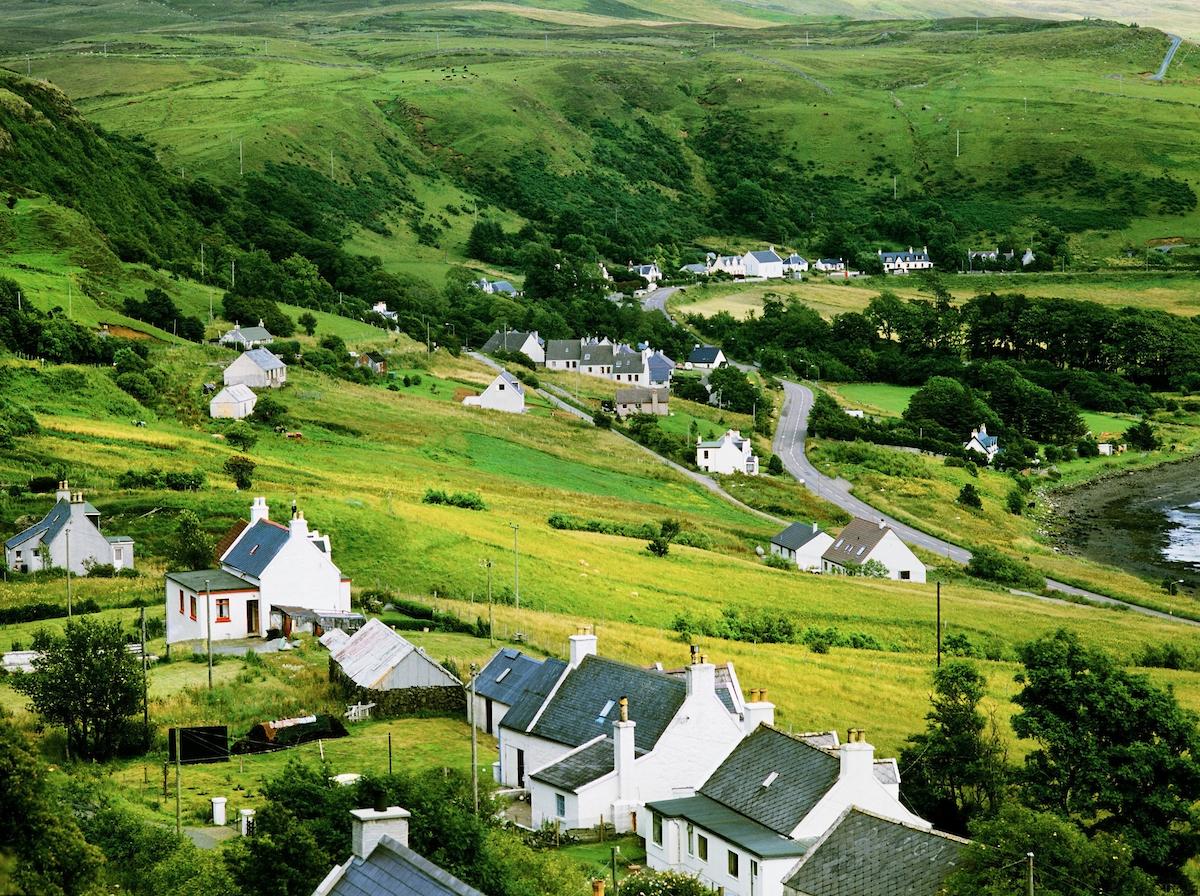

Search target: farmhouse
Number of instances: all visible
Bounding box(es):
[498,634,750,834]
[630,262,663,285]
[770,523,834,572]
[615,387,669,418]
[743,248,785,279]
[697,430,759,476]
[812,258,846,273]
[878,246,933,274]
[471,648,567,737]
[821,518,926,582]
[4,481,134,575]
[224,348,287,389]
[219,321,273,349]
[313,806,486,896]
[209,383,257,420]
[470,278,519,296]
[963,424,999,463]
[480,329,545,365]
[783,808,967,896]
[782,254,809,275]
[462,370,525,414]
[644,726,927,896]
[165,497,351,644]
[680,263,709,276]
[687,345,727,370]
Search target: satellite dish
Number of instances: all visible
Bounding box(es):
[755,545,765,557]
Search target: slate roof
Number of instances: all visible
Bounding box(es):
[648,794,809,859]
[968,427,998,449]
[688,345,723,365]
[680,263,709,274]
[749,249,783,263]
[546,339,582,362]
[525,655,686,753]
[879,249,931,263]
[580,344,615,366]
[647,351,675,382]
[817,258,845,267]
[821,518,892,568]
[784,254,808,265]
[697,430,748,451]
[221,519,291,578]
[223,324,272,344]
[474,648,554,705]
[481,330,535,353]
[105,534,134,544]
[612,353,645,374]
[497,658,569,733]
[321,835,486,896]
[772,522,825,552]
[616,387,668,405]
[214,383,256,403]
[166,568,258,593]
[496,370,524,393]
[530,736,622,791]
[331,619,461,690]
[699,725,840,836]
[5,499,71,550]
[784,809,966,896]
[491,280,518,295]
[241,348,285,371]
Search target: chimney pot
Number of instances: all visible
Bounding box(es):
[760,687,768,702]
[593,879,606,896]
[619,696,628,723]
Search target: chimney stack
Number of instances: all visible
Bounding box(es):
[743,687,774,734]
[878,518,886,530]
[592,880,606,896]
[569,628,597,669]
[289,510,309,539]
[56,480,71,502]
[350,806,411,859]
[838,729,874,782]
[686,654,715,698]
[249,496,270,524]
[614,697,636,802]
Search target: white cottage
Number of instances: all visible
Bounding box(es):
[743,248,785,279]
[782,254,809,275]
[219,321,273,349]
[878,247,933,274]
[769,523,834,572]
[629,262,663,285]
[471,648,568,738]
[644,727,927,896]
[462,370,525,414]
[687,345,727,370]
[821,518,926,583]
[224,348,287,389]
[4,482,133,575]
[480,329,544,365]
[697,430,759,476]
[209,383,257,419]
[963,424,999,463]
[165,497,351,644]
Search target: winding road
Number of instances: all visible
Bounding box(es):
[1150,33,1183,82]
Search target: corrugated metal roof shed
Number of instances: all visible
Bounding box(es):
[331,619,461,690]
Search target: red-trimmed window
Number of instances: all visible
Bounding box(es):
[179,589,185,614]
[215,598,231,622]
[189,595,197,620]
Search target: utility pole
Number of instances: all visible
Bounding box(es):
[67,276,72,318]
[239,139,243,176]
[174,726,182,836]
[141,606,149,745]
[231,260,236,290]
[481,559,494,645]
[611,845,621,895]
[956,129,960,158]
[206,578,213,690]
[509,523,520,610]
[201,243,205,280]
[65,527,72,617]
[1024,96,1028,114]
[26,56,31,77]
[330,148,334,179]
[1026,852,1034,896]
[893,174,897,199]
[470,664,479,815]
[936,581,942,668]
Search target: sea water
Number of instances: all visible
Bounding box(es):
[1163,502,1200,569]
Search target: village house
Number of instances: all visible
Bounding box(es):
[612,346,650,383]
[580,341,616,377]
[545,338,583,371]
[480,329,545,365]
[615,387,669,419]
[498,634,751,834]
[963,424,999,463]
[687,345,727,370]
[313,805,487,896]
[680,262,709,276]
[697,430,759,476]
[470,279,519,296]
[629,262,663,286]
[812,258,846,274]
[821,518,926,583]
[4,481,134,575]
[743,248,785,279]
[644,726,928,896]
[370,301,398,321]
[647,350,676,386]
[224,348,287,389]
[165,497,351,644]
[707,254,746,277]
[782,254,809,275]
[219,320,274,349]
[878,247,933,274]
[209,383,257,420]
[967,247,1002,267]
[355,353,387,376]
[471,648,568,738]
[462,370,525,414]
[769,522,834,572]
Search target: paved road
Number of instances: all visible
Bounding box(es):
[1150,33,1183,81]
[641,286,682,323]
[773,380,1199,627]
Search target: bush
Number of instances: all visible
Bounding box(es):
[423,489,486,510]
[115,371,155,403]
[223,455,256,490]
[251,394,288,428]
[224,422,258,451]
[1006,488,1025,516]
[767,454,784,475]
[965,545,1044,591]
[957,483,983,509]
[764,552,792,569]
[28,475,59,493]
[117,468,205,491]
[593,411,613,429]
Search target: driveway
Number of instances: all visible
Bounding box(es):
[1150,34,1183,81]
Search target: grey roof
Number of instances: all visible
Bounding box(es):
[223,325,272,343]
[5,499,71,550]
[799,731,840,750]
[104,534,133,544]
[699,726,839,836]
[491,280,518,295]
[331,619,461,689]
[241,348,285,371]
[580,344,614,366]
[647,352,675,381]
[481,330,535,353]
[497,658,568,732]
[546,339,582,362]
[873,759,899,788]
[749,249,783,263]
[680,263,708,274]
[166,568,257,593]
[772,523,825,551]
[879,249,930,262]
[648,794,809,859]
[496,370,524,393]
[784,809,966,896]
[612,353,645,374]
[688,345,723,364]
[324,835,486,896]
[616,387,668,405]
[214,383,256,403]
[785,255,808,264]
[817,258,844,267]
[530,737,623,791]
[697,430,747,450]
[524,655,687,752]
[474,648,554,705]
[822,518,892,567]
[221,519,291,577]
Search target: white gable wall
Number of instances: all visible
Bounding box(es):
[498,727,572,788]
[771,533,834,572]
[254,532,349,638]
[865,530,926,583]
[645,817,793,896]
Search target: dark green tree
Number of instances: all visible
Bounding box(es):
[957,483,982,509]
[1124,418,1161,451]
[224,421,258,451]
[223,455,257,490]
[169,509,215,570]
[648,518,682,558]
[767,454,784,475]
[298,312,318,337]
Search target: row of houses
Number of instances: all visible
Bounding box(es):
[770,518,927,582]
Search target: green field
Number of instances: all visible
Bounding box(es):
[826,382,918,417]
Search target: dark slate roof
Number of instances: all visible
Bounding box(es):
[5,499,71,550]
[546,339,582,362]
[680,263,708,274]
[166,568,257,592]
[581,344,614,366]
[817,258,844,267]
[879,249,931,262]
[749,249,783,263]
[772,522,825,551]
[497,658,568,733]
[481,330,534,353]
[496,370,524,393]
[648,794,809,859]
[324,835,487,896]
[699,726,839,836]
[474,648,553,705]
[821,518,892,567]
[784,809,966,896]
[785,255,808,265]
[242,348,285,371]
[530,737,621,791]
[647,352,675,381]
[527,655,686,752]
[612,353,645,374]
[221,519,291,577]
[688,345,723,364]
[616,387,667,405]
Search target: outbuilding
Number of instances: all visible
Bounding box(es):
[209,383,257,419]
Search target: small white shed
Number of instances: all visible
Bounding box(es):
[209,383,257,419]
[462,370,525,414]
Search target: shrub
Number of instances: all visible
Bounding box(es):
[593,411,613,429]
[1006,488,1025,516]
[223,455,256,490]
[251,394,288,428]
[224,422,258,451]
[764,552,792,569]
[957,483,983,509]
[115,371,155,403]
[766,454,784,475]
[28,476,59,493]
[965,545,1044,591]
[423,489,486,510]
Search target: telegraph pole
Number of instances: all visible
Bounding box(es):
[206,578,213,690]
[239,139,243,176]
[509,523,520,610]
[174,726,182,835]
[1026,852,1034,896]
[470,663,479,815]
[481,559,494,645]
[200,243,205,280]
[141,606,149,745]
[956,129,960,158]
[231,260,236,290]
[65,527,73,617]
[936,581,942,668]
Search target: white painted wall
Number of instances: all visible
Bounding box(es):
[224,354,286,389]
[251,518,351,632]
[463,374,525,414]
[866,530,926,583]
[644,815,794,896]
[771,532,834,572]
[697,431,757,476]
[164,582,260,644]
[210,389,256,419]
[519,335,546,365]
[498,727,571,788]
[471,694,511,736]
